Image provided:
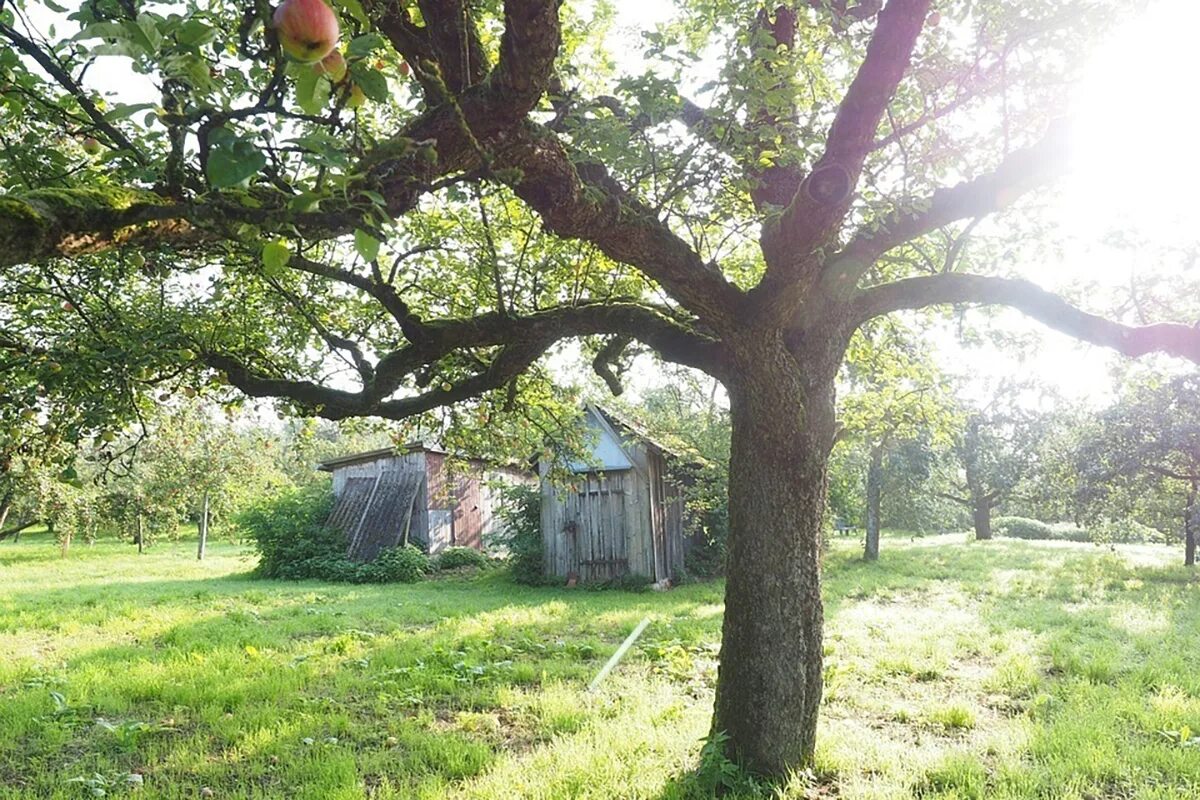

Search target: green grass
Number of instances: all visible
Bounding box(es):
[1,533,1199,799]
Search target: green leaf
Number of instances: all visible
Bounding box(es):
[333,0,369,25]
[354,229,381,262]
[102,103,156,122]
[359,190,387,207]
[206,130,267,189]
[346,33,388,58]
[294,66,332,115]
[261,240,292,275]
[348,62,389,102]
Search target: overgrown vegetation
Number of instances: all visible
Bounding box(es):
[433,547,493,572]
[239,487,428,584]
[492,483,544,585]
[993,516,1089,543]
[2,531,1198,798]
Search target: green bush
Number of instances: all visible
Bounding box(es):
[356,545,429,583]
[433,546,490,571]
[238,486,339,579]
[239,487,428,583]
[492,483,544,585]
[994,516,1053,540]
[994,516,1089,542]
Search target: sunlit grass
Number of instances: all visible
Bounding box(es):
[1,531,1198,798]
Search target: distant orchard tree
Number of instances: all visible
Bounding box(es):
[1078,373,1200,566]
[938,393,1044,541]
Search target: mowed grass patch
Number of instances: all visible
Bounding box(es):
[0,532,1198,798]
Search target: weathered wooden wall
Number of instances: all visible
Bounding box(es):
[540,411,688,583]
[332,451,530,555]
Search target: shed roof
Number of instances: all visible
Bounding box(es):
[592,404,699,463]
[316,442,444,472]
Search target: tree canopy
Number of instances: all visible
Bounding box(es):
[5,0,1200,777]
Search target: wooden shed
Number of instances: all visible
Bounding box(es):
[318,444,529,561]
[539,405,692,583]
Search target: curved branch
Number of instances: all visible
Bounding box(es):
[852,273,1200,363]
[205,301,721,420]
[763,0,931,270]
[824,122,1071,295]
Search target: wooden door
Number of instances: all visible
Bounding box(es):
[571,472,628,581]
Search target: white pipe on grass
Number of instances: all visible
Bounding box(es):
[588,616,651,692]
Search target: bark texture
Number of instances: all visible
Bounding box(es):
[973,502,992,541]
[712,334,836,774]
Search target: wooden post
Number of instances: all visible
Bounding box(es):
[136,510,144,554]
[197,491,210,561]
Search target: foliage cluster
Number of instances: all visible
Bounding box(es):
[491,482,544,585]
[431,546,492,572]
[239,486,428,584]
[993,516,1089,543]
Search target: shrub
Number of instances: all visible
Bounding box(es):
[994,516,1089,542]
[492,483,544,584]
[433,546,490,571]
[356,545,429,583]
[239,487,428,583]
[994,516,1053,540]
[238,486,339,579]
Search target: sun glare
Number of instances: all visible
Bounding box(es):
[1061,0,1200,249]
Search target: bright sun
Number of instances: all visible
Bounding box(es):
[1062,0,1200,253]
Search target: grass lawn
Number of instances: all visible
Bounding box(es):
[1,532,1199,799]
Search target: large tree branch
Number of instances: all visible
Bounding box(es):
[761,0,930,272]
[852,273,1200,363]
[822,123,1071,297]
[494,122,745,321]
[205,301,721,419]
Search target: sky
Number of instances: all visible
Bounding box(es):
[18,0,1200,408]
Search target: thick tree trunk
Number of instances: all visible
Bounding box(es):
[712,337,836,775]
[1186,483,1197,567]
[972,500,992,540]
[864,443,884,561]
[197,491,210,561]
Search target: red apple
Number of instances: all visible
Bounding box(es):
[81,137,101,155]
[315,50,347,82]
[273,0,340,64]
[927,10,941,26]
[398,61,411,77]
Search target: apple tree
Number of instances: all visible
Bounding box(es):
[6,0,1200,774]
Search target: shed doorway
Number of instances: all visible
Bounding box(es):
[570,471,629,582]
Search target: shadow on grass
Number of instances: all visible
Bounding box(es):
[4,534,1200,798]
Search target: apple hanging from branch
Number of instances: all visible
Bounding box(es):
[315,50,347,83]
[272,0,340,63]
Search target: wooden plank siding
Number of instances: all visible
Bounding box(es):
[327,448,532,556]
[539,406,692,583]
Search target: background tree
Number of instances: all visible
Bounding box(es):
[6,0,1200,775]
[1077,372,1200,565]
[839,318,955,559]
[938,390,1045,540]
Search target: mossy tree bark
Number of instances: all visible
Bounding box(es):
[712,332,838,773]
